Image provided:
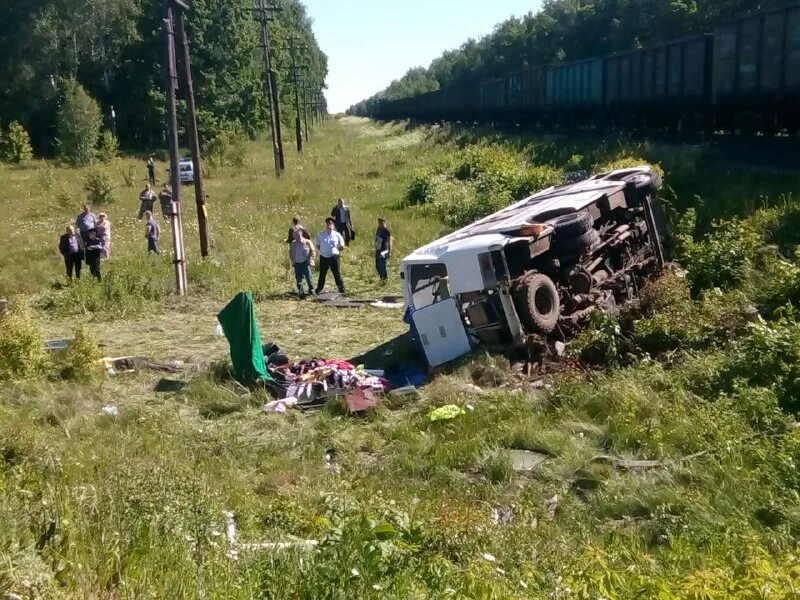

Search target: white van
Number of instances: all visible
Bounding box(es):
[400,167,665,367]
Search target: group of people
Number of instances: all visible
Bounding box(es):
[58,183,392,296]
[59,205,112,281]
[58,199,162,282]
[286,199,394,299]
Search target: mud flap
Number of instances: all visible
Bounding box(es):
[412,298,471,367]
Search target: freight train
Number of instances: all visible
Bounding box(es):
[369,4,800,135]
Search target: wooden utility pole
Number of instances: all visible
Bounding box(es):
[176,10,209,258]
[251,0,284,176]
[302,75,310,142]
[287,38,304,153]
[161,0,188,294]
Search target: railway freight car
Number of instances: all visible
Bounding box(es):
[713,4,800,134]
[367,3,800,136]
[508,66,546,122]
[605,35,713,132]
[544,57,605,121]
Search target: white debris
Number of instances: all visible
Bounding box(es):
[101,405,119,416]
[481,552,496,562]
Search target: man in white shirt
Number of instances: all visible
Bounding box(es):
[315,217,346,294]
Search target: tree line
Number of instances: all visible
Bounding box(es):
[348,0,787,115]
[0,0,327,155]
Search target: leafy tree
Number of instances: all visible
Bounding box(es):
[56,79,102,165]
[0,121,34,163]
[350,0,785,113]
[97,129,119,163]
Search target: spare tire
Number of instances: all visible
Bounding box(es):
[515,273,560,333]
[548,211,593,238]
[550,228,600,257]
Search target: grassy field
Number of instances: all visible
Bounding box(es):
[3,117,800,598]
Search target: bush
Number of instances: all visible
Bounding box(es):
[62,325,102,381]
[206,128,246,169]
[679,213,763,293]
[120,165,136,188]
[83,168,117,206]
[0,297,47,381]
[37,163,56,192]
[56,79,102,165]
[0,121,34,163]
[97,130,119,163]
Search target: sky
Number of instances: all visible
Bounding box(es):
[303,0,541,113]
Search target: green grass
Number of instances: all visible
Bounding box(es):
[3,118,800,597]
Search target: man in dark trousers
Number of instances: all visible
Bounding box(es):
[138,184,157,219]
[75,204,97,244]
[315,217,346,295]
[84,228,104,281]
[159,183,173,217]
[147,157,156,186]
[375,217,393,283]
[144,211,161,255]
[59,225,84,280]
[330,198,353,246]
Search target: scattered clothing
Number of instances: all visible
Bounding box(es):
[429,404,466,422]
[217,292,273,385]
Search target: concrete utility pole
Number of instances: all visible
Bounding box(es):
[161,0,188,294]
[176,10,209,258]
[251,0,284,176]
[286,38,305,153]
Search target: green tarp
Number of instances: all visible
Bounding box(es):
[217,292,273,385]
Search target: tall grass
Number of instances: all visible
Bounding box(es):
[2,118,800,597]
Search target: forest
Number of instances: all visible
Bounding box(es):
[349,0,789,115]
[0,0,327,153]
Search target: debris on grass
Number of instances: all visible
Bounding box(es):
[429,404,466,422]
[509,449,548,472]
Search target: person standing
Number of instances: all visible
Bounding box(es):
[315,217,346,295]
[97,213,111,259]
[59,225,84,281]
[144,211,161,255]
[285,217,310,244]
[289,229,316,299]
[84,229,103,281]
[330,198,354,246]
[158,183,173,218]
[375,217,393,283]
[75,204,97,244]
[147,156,156,186]
[138,184,157,219]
